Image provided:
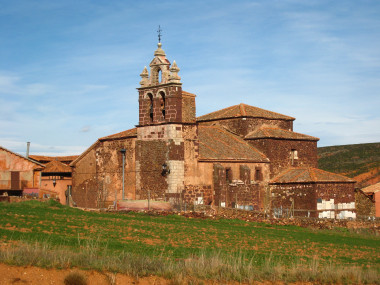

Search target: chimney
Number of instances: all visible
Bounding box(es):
[26,142,30,158]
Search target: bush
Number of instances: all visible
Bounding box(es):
[64,271,87,285]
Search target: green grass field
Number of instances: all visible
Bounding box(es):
[1,200,379,283]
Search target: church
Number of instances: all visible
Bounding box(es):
[70,42,356,218]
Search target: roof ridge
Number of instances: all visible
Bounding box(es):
[309,167,318,181]
[312,167,355,182]
[197,103,295,122]
[239,103,247,116]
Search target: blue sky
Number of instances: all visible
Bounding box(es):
[0,0,379,156]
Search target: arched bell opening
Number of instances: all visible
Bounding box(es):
[159,91,166,119]
[147,93,154,122]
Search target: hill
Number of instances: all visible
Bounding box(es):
[318,142,380,188]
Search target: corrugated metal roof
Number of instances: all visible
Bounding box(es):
[197,103,295,122]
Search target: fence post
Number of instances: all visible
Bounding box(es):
[148,190,150,211]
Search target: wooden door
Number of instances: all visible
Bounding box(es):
[11,171,20,190]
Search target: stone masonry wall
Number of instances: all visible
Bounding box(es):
[138,85,185,125]
[355,190,375,217]
[212,163,267,208]
[71,145,98,208]
[182,96,196,123]
[136,124,187,200]
[213,163,226,206]
[270,183,316,217]
[72,138,136,208]
[249,139,318,177]
[183,184,213,205]
[227,183,262,210]
[270,182,356,218]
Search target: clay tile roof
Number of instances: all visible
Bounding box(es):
[362,182,380,194]
[182,91,196,97]
[198,125,268,162]
[29,155,79,163]
[270,167,355,184]
[41,159,72,173]
[245,127,319,141]
[197,103,295,122]
[99,128,137,141]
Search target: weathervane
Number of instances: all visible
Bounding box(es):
[157,25,162,43]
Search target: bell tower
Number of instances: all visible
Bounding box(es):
[137,43,195,126]
[135,42,197,202]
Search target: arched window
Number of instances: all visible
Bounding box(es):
[148,93,153,122]
[159,91,166,119]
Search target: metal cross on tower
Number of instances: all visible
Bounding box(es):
[157,25,162,43]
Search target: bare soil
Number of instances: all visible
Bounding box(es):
[0,263,313,285]
[0,263,169,285]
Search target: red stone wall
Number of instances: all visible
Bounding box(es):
[211,163,267,208]
[72,138,136,208]
[136,124,195,201]
[315,182,355,204]
[355,190,375,217]
[227,183,262,210]
[135,139,169,200]
[138,85,192,125]
[270,182,356,218]
[182,96,196,123]
[270,183,316,217]
[183,184,213,205]
[71,144,98,208]
[249,139,318,177]
[213,163,226,206]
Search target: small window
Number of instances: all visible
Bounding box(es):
[291,149,298,159]
[225,168,232,183]
[255,168,262,181]
[290,149,298,166]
